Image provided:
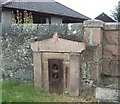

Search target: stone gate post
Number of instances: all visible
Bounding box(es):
[83,20,104,81]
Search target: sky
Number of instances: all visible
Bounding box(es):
[55,0,119,19]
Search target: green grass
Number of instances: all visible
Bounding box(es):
[2,80,98,102]
[0,80,2,103]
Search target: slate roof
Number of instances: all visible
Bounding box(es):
[95,12,116,22]
[1,0,90,20]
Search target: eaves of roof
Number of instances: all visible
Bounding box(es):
[2,0,90,20]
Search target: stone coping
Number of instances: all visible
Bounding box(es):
[104,23,120,30]
[84,20,120,30]
[84,20,104,28]
[2,23,84,42]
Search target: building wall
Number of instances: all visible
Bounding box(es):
[1,9,63,24]
[1,10,12,24]
[51,17,62,24]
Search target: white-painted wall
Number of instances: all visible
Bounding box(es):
[1,10,12,24]
[51,17,62,24]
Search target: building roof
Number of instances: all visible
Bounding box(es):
[1,0,90,21]
[95,12,116,22]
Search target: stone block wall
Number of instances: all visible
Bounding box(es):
[103,24,119,76]
[100,23,120,90]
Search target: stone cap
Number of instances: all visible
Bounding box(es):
[84,20,120,30]
[84,20,104,28]
[104,23,120,30]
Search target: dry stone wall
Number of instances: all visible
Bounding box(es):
[1,23,83,81]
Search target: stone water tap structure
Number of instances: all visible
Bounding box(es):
[31,32,85,96]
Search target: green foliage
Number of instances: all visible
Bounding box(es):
[112,1,120,22]
[0,80,2,103]
[12,10,33,24]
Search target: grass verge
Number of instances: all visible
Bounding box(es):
[2,80,98,102]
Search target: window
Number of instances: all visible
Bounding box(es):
[32,13,50,24]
